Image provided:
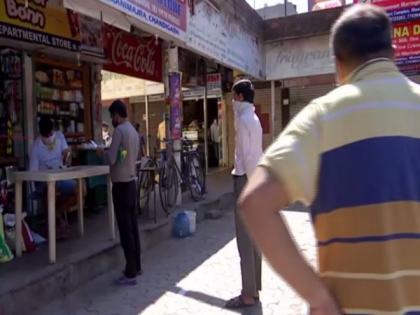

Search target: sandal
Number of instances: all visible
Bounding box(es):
[225,295,258,309]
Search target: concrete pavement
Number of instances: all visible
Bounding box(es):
[34,208,316,315]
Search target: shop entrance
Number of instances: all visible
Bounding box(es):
[182,97,222,170]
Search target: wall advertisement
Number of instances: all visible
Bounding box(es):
[265,35,335,80]
[355,0,420,74]
[103,24,163,82]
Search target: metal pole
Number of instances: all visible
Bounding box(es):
[204,74,209,175]
[270,80,276,141]
[284,0,287,16]
[145,94,150,156]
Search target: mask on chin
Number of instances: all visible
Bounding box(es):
[42,134,56,150]
[232,100,251,115]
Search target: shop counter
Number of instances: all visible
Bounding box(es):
[11,165,115,263]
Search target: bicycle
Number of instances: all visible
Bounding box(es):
[159,138,206,213]
[136,138,206,217]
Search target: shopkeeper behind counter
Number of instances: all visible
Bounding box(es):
[29,117,77,236]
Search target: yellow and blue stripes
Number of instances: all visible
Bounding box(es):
[260,60,420,315]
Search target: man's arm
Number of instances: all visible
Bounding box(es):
[29,144,39,171]
[106,128,122,165]
[238,122,258,178]
[239,166,341,314]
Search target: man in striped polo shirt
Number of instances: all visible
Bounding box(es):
[238,4,420,315]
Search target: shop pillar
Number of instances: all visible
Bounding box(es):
[165,45,182,206]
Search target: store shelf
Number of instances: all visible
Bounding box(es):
[0,156,18,167]
[65,132,84,138]
[36,82,83,90]
[36,98,81,103]
[36,112,80,119]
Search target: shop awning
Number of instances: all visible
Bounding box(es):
[63,0,131,32]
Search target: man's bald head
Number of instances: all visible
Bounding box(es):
[331,4,393,64]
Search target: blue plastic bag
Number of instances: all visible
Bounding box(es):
[172,212,191,238]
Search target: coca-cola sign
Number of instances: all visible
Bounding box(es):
[103,24,162,82]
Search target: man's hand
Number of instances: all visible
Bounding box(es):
[309,290,342,315]
[239,166,342,314]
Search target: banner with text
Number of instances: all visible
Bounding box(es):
[186,1,264,78]
[99,0,187,41]
[355,0,420,74]
[103,24,162,82]
[168,72,182,140]
[0,0,81,52]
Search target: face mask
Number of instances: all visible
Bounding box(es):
[232,100,247,114]
[42,134,56,150]
[42,134,55,145]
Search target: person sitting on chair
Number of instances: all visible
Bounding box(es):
[29,116,77,238]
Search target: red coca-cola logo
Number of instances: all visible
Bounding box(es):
[104,25,162,82]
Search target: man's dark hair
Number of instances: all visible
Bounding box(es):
[232,79,255,103]
[109,99,128,118]
[331,4,393,63]
[38,116,53,137]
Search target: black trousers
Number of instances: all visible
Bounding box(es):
[112,181,141,278]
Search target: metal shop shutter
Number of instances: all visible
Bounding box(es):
[289,84,334,119]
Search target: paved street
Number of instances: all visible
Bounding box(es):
[35,209,316,315]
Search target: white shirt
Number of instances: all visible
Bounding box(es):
[232,102,263,178]
[30,131,69,171]
[210,121,220,143]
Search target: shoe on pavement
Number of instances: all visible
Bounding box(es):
[114,276,137,286]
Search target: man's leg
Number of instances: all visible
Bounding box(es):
[128,181,142,274]
[112,182,137,279]
[254,247,262,293]
[233,175,260,299]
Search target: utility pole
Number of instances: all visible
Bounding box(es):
[284,0,287,17]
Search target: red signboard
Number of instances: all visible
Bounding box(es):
[308,0,344,11]
[103,24,162,82]
[354,0,420,74]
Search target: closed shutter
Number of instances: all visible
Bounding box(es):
[289,84,334,118]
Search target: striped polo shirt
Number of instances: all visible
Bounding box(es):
[259,59,420,315]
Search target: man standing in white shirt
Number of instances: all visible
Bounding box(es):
[226,79,263,309]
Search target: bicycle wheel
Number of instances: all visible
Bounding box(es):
[187,154,205,201]
[159,159,179,214]
[137,159,155,215]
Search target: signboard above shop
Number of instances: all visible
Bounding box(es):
[265,35,335,80]
[186,1,264,79]
[103,24,162,82]
[308,0,344,11]
[0,0,81,52]
[354,0,420,75]
[98,0,187,40]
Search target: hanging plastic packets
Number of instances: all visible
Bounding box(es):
[116,147,127,164]
[0,206,13,263]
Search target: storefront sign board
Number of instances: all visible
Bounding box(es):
[354,0,420,74]
[103,24,162,82]
[186,1,264,78]
[0,0,81,52]
[98,0,187,40]
[265,35,334,80]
